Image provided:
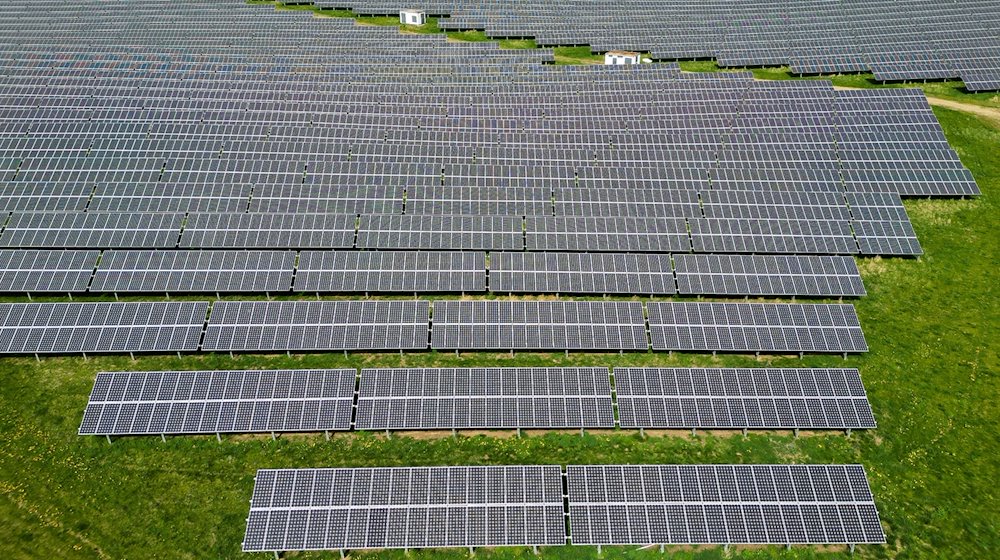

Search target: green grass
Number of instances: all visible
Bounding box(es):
[553,46,604,65]
[1,109,998,558]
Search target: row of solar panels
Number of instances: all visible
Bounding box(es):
[0,300,867,354]
[0,185,918,217]
[79,367,876,436]
[243,464,885,551]
[329,0,1000,91]
[0,213,923,256]
[0,249,865,297]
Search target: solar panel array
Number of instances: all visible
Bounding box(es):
[566,464,886,545]
[647,302,868,353]
[339,0,1000,91]
[430,300,648,350]
[614,368,876,430]
[243,464,885,552]
[202,300,430,352]
[0,249,867,297]
[0,302,207,354]
[243,466,567,552]
[355,367,615,430]
[80,366,878,435]
[0,1,979,300]
[79,369,356,436]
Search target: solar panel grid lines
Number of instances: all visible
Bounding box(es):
[613,368,876,430]
[491,251,677,295]
[0,249,100,293]
[429,300,648,351]
[91,250,296,293]
[242,465,568,552]
[294,250,486,293]
[355,367,615,430]
[646,302,868,354]
[202,300,430,352]
[78,369,356,436]
[565,464,886,546]
[0,301,208,354]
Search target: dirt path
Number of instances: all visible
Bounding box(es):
[832,85,1000,125]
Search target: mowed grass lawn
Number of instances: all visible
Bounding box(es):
[0,109,997,559]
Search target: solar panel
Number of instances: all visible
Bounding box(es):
[0,301,208,354]
[79,369,356,436]
[430,300,647,351]
[701,190,851,221]
[490,252,676,295]
[92,250,295,293]
[674,254,865,297]
[249,184,402,214]
[566,464,886,545]
[0,183,91,212]
[89,183,250,213]
[357,215,523,250]
[0,249,99,293]
[646,302,868,354]
[613,368,876,430]
[406,186,552,215]
[555,188,701,218]
[203,300,429,352]
[527,217,689,252]
[294,251,486,293]
[852,220,923,256]
[180,213,356,249]
[0,212,184,248]
[689,218,858,255]
[243,466,567,552]
[355,367,614,430]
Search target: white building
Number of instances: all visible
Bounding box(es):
[604,51,641,65]
[400,9,426,26]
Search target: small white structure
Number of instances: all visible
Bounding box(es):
[400,9,426,26]
[604,51,641,65]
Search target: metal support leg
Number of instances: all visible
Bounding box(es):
[161,433,166,443]
[216,432,222,443]
[849,543,856,554]
[742,428,748,437]
[846,428,852,438]
[271,432,276,441]
[794,428,800,438]
[106,435,112,444]
[325,431,330,441]
[659,544,664,553]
